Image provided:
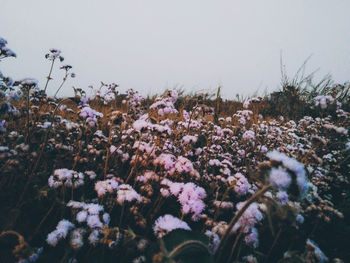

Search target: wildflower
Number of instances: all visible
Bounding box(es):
[48,168,85,189]
[213,201,234,210]
[116,184,142,204]
[267,151,309,197]
[269,167,291,189]
[244,227,259,248]
[88,229,101,246]
[60,64,72,70]
[76,210,88,223]
[110,145,117,153]
[170,156,195,175]
[19,78,38,88]
[205,230,220,254]
[84,203,104,215]
[276,190,289,204]
[153,214,191,238]
[150,90,179,116]
[103,213,110,225]
[209,159,221,166]
[232,202,263,233]
[0,42,17,57]
[169,182,184,196]
[0,37,8,47]
[243,130,255,140]
[70,228,85,249]
[314,95,335,109]
[67,201,109,233]
[47,219,75,246]
[79,106,103,127]
[182,135,198,144]
[228,173,251,196]
[95,178,119,197]
[87,215,103,228]
[45,48,63,61]
[238,149,246,157]
[85,170,97,180]
[177,182,207,221]
[153,153,176,171]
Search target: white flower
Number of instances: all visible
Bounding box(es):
[46,220,75,247]
[269,167,291,189]
[70,228,85,249]
[153,214,191,238]
[88,229,101,246]
[76,210,88,223]
[116,184,142,204]
[87,215,103,228]
[95,178,119,197]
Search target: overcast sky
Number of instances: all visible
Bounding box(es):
[1,0,349,99]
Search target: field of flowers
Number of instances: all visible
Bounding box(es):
[1,37,349,263]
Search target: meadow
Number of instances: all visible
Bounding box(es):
[1,38,349,263]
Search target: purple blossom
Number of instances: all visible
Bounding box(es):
[243,130,255,140]
[80,106,103,127]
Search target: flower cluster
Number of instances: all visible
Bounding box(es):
[48,168,85,189]
[153,214,191,238]
[46,219,75,246]
[150,89,179,116]
[0,37,16,58]
[232,202,264,247]
[1,37,349,262]
[267,150,309,198]
[45,48,64,61]
[314,95,335,109]
[79,106,104,127]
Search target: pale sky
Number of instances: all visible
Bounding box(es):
[1,0,349,99]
